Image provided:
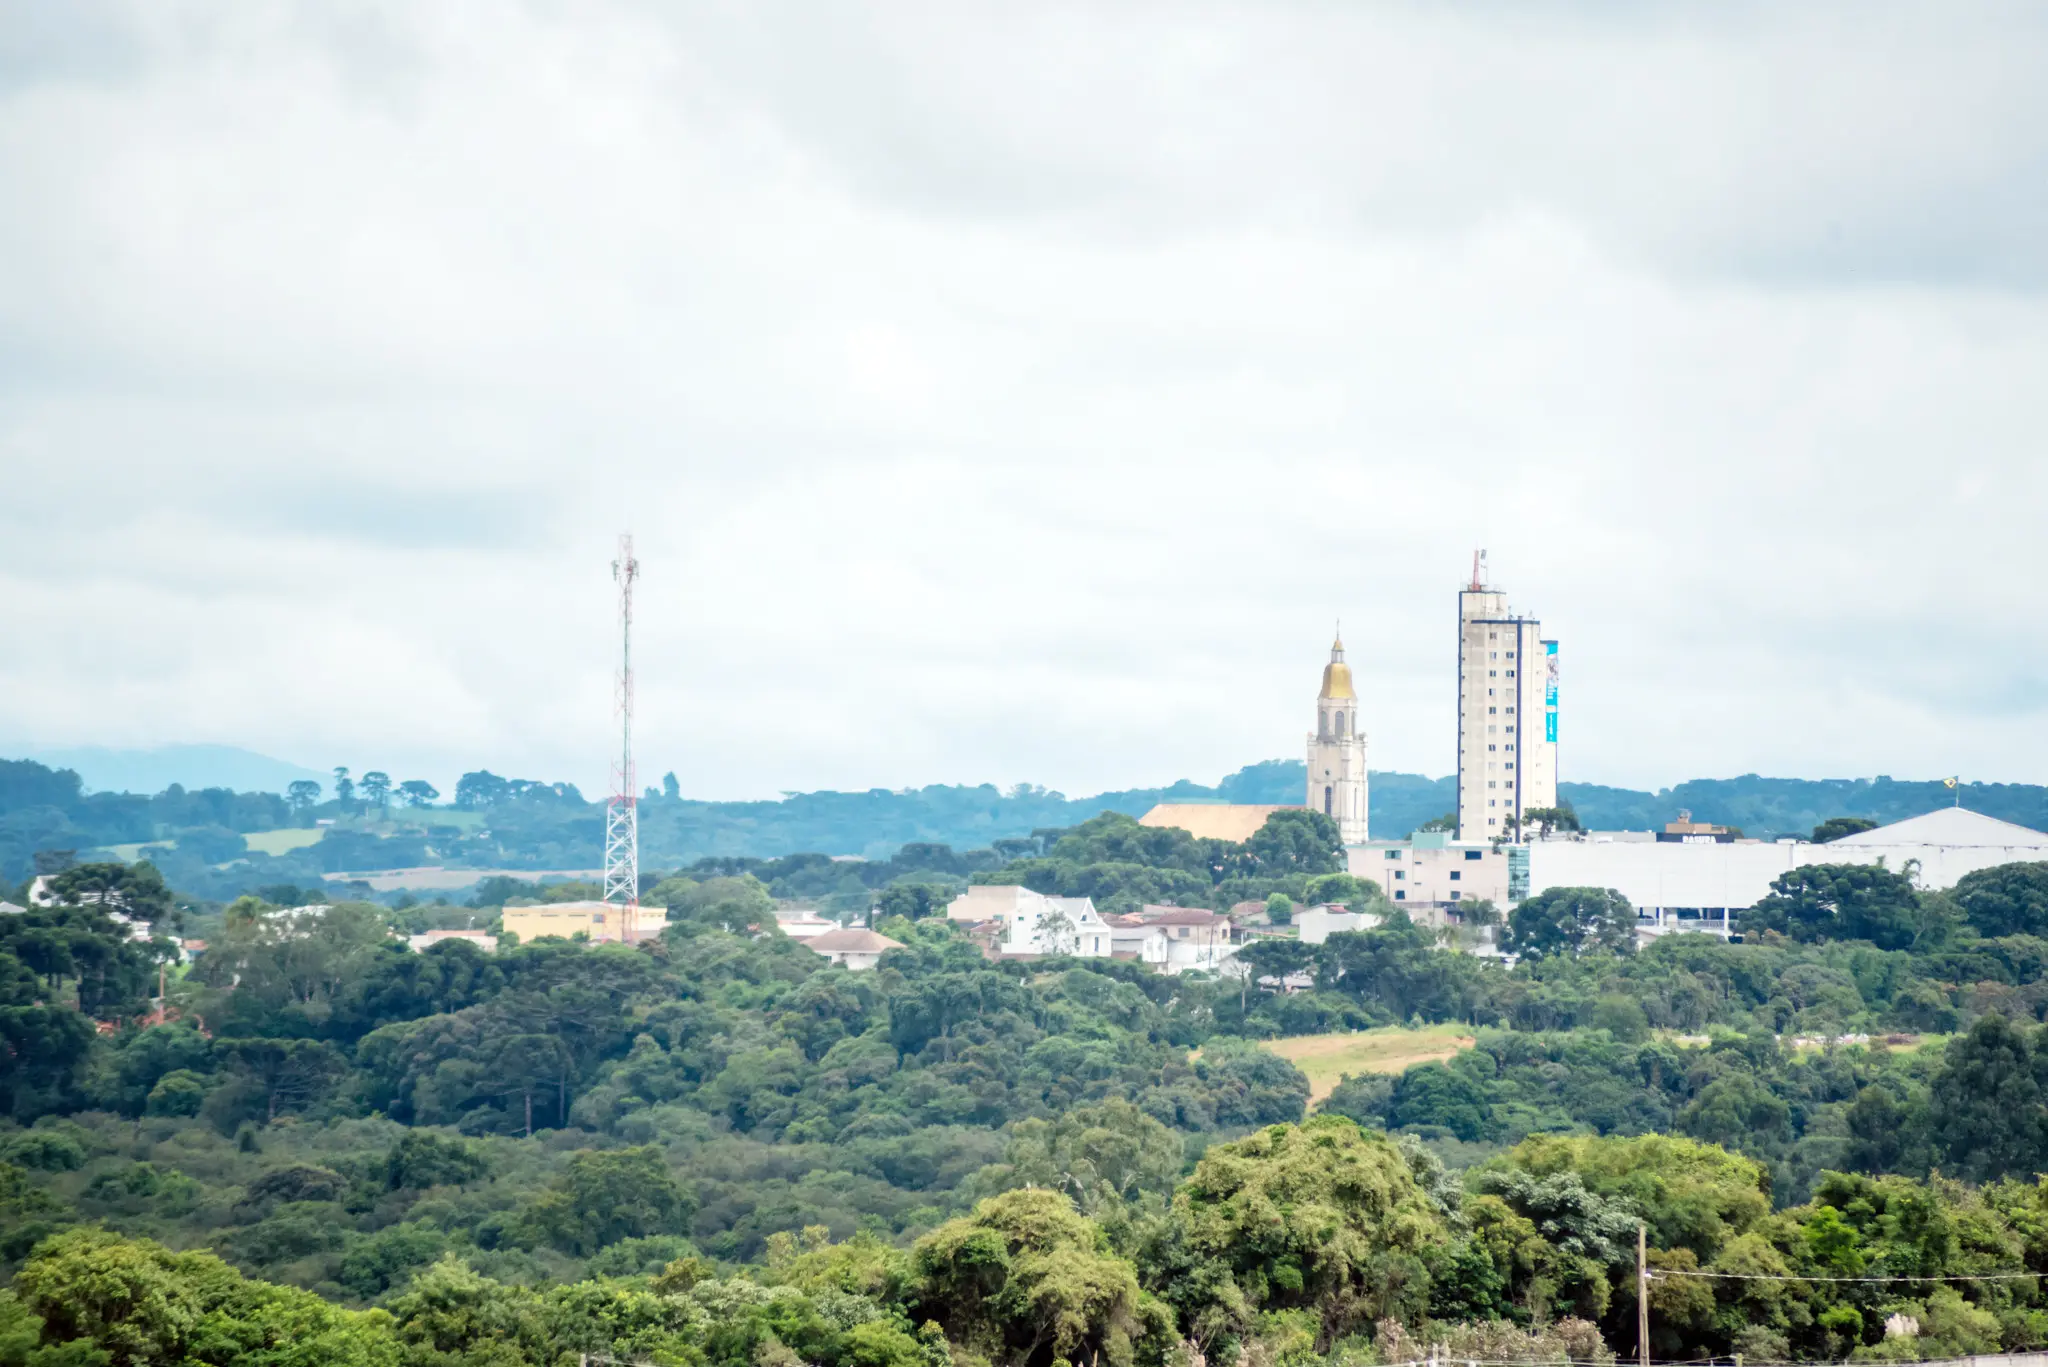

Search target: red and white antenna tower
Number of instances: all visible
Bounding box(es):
[603,534,641,936]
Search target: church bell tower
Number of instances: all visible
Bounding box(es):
[1306,633,1370,845]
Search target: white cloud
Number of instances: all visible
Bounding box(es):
[0,0,2044,800]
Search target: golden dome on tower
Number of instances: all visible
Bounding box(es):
[1319,634,1354,700]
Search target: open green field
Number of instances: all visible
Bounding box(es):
[1259,1024,1477,1102]
[243,828,325,856]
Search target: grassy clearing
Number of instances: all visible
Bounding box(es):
[243,829,325,856]
[1260,1024,1477,1103]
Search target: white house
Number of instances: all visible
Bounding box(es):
[1295,905,1382,945]
[1108,921,1171,966]
[807,927,904,971]
[949,885,1112,958]
[1142,907,1236,974]
[773,909,841,942]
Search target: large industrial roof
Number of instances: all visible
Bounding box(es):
[1832,807,2048,848]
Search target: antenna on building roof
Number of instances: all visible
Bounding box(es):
[1470,548,1488,591]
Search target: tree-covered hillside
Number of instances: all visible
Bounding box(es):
[4,753,2042,903]
[11,822,2048,1364]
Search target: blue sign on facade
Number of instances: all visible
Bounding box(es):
[1544,640,1559,742]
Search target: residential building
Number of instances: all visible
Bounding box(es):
[1139,906,1236,974]
[946,884,1111,957]
[1455,555,1559,842]
[808,928,903,971]
[501,901,667,945]
[1107,920,1172,966]
[773,909,840,942]
[1306,634,1369,843]
[1349,831,1512,910]
[407,929,498,953]
[1296,904,1382,945]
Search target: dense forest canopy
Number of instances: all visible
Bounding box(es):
[8,794,2048,1364]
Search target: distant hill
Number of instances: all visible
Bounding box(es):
[2,748,2041,901]
[9,744,327,796]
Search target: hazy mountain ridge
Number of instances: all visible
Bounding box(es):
[2,753,2039,901]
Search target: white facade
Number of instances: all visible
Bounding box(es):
[1147,909,1237,974]
[1349,838,1512,909]
[1525,808,2048,936]
[1296,905,1382,944]
[774,910,840,942]
[949,885,1112,957]
[1108,923,1172,965]
[1306,635,1369,844]
[1456,566,1559,842]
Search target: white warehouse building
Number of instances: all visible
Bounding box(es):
[1526,807,2048,939]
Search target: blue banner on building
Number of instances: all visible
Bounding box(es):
[1544,640,1559,742]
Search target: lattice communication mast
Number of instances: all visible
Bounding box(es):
[603,534,641,936]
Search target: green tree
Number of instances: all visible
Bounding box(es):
[1522,805,1582,837]
[1503,886,1636,960]
[359,772,392,812]
[397,780,440,808]
[524,1146,695,1256]
[1953,860,2048,938]
[914,1188,1167,1367]
[1930,1014,2048,1180]
[1811,816,1879,843]
[985,1099,1185,1213]
[1247,810,1344,877]
[46,862,175,927]
[386,1132,489,1190]
[1304,872,1376,906]
[286,780,322,820]
[332,767,355,809]
[1167,1115,1445,1345]
[213,1038,349,1124]
[1744,863,1922,948]
[1263,892,1293,925]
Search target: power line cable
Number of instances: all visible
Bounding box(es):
[1651,1268,2041,1284]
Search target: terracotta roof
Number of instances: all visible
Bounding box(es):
[1138,803,1292,843]
[808,928,904,953]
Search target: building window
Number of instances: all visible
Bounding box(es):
[1324,786,1332,816]
[1395,890,1406,900]
[1336,712,1346,736]
[1450,871,1461,881]
[1465,850,1482,860]
[1487,818,1497,826]
[1384,850,1401,860]
[1506,670,1515,678]
[1506,652,1515,659]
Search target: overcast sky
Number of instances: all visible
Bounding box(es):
[2,1,2044,801]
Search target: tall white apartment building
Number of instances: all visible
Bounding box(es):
[1307,634,1370,844]
[1456,559,1558,841]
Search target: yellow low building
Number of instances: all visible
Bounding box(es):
[501,900,667,944]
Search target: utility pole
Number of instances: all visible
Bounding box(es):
[1637,1220,1650,1367]
[603,535,641,942]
